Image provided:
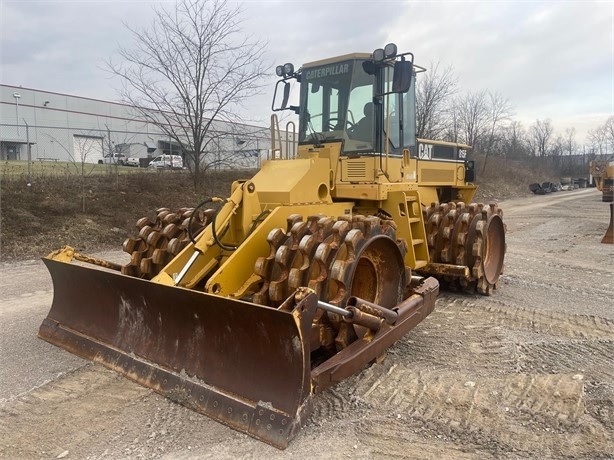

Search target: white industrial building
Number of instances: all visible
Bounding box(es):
[0,84,274,168]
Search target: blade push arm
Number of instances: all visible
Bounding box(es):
[152,183,246,288]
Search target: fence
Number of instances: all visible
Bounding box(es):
[0,122,274,170]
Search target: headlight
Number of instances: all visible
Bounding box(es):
[283,63,294,76]
[384,43,397,58]
[373,48,385,62]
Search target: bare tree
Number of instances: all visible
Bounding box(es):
[46,132,100,212]
[480,91,514,171]
[415,62,458,140]
[603,116,614,154]
[485,92,514,149]
[563,127,577,156]
[551,134,565,158]
[107,0,268,187]
[500,121,529,160]
[455,90,489,150]
[528,119,554,157]
[587,124,608,157]
[586,117,614,158]
[442,102,461,143]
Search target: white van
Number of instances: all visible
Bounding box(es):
[148,154,183,169]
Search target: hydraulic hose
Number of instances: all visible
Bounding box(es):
[187,197,214,247]
[188,195,270,252]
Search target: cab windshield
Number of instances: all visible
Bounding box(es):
[298,57,416,155]
[299,59,375,152]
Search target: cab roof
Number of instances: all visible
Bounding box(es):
[302,53,372,69]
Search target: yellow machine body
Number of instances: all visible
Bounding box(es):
[39,45,506,449]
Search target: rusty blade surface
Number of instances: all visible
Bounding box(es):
[39,258,316,449]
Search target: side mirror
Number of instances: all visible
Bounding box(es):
[272,80,291,111]
[465,160,475,183]
[362,60,376,76]
[392,60,413,93]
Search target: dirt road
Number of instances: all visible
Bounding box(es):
[1,188,613,459]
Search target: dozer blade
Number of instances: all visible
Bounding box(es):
[39,258,318,449]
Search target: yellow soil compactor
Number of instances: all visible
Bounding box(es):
[39,44,506,448]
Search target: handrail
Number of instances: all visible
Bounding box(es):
[269,115,297,160]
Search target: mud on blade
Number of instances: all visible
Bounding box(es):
[39,258,316,449]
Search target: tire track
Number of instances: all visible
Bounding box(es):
[503,251,614,282]
[388,297,614,379]
[354,365,586,426]
[350,364,613,458]
[309,383,358,420]
[353,417,492,459]
[0,365,150,459]
[502,273,614,302]
[518,339,614,380]
[585,382,614,430]
[433,297,614,340]
[479,304,614,340]
[324,294,614,457]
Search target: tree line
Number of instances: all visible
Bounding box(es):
[108,0,610,187]
[416,62,613,166]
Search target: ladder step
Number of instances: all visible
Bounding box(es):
[414,260,428,269]
[412,239,424,246]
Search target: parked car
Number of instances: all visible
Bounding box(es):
[103,153,127,165]
[126,157,140,167]
[148,154,183,169]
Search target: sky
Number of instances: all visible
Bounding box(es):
[1,0,612,145]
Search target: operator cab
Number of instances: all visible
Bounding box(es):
[273,44,418,158]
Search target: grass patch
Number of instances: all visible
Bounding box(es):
[0,164,250,261]
[2,156,558,262]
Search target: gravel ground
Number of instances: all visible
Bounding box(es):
[1,188,613,459]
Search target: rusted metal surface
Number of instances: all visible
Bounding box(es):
[252,214,409,355]
[422,262,470,278]
[39,254,438,449]
[46,246,123,271]
[40,208,438,449]
[421,201,506,295]
[311,277,438,392]
[253,214,406,309]
[602,203,613,244]
[346,296,398,324]
[39,258,317,449]
[121,207,214,278]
